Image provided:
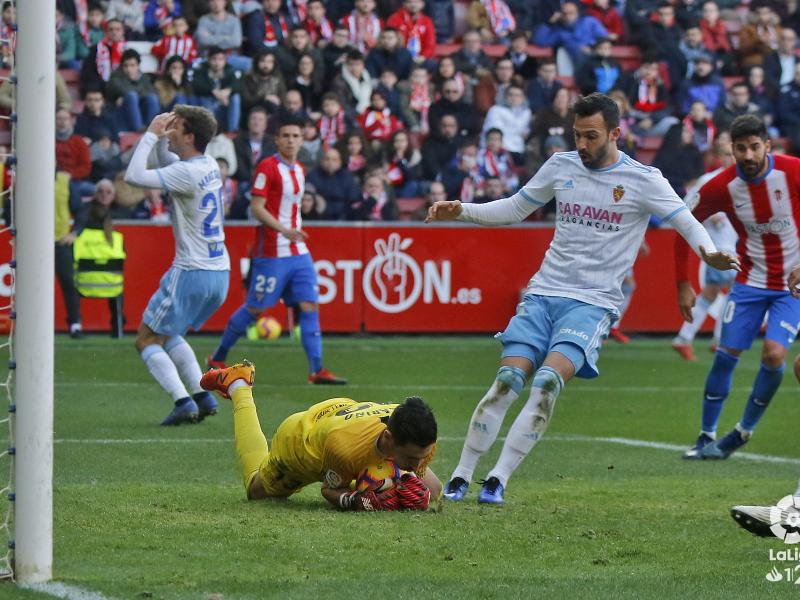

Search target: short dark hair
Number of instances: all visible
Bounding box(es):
[321,91,341,104]
[345,49,365,62]
[485,127,503,138]
[730,81,749,93]
[120,49,141,64]
[573,92,620,130]
[82,87,105,100]
[278,116,305,131]
[730,114,768,142]
[173,104,218,152]
[247,105,268,119]
[206,45,226,59]
[387,397,437,447]
[164,55,187,71]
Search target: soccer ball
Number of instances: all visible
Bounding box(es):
[354,459,400,493]
[256,316,282,340]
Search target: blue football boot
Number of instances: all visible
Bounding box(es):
[697,428,748,459]
[193,391,218,421]
[443,477,469,501]
[477,477,505,505]
[160,399,199,426]
[682,432,716,460]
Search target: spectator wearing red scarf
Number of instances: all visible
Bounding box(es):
[387,0,436,62]
[80,18,127,95]
[304,0,333,45]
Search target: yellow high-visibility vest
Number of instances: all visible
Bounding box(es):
[73,229,126,298]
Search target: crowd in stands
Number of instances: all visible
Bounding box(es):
[36,0,800,222]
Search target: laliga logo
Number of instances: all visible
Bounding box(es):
[363,234,422,314]
[770,495,800,544]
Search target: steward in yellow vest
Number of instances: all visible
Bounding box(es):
[73,229,125,298]
[73,202,126,337]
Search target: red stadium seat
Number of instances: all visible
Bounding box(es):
[556,75,575,89]
[397,197,427,220]
[635,136,664,166]
[59,69,80,84]
[434,43,553,59]
[119,131,142,152]
[723,76,745,89]
[610,45,642,71]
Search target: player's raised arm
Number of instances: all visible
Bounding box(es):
[124,113,178,189]
[426,154,559,226]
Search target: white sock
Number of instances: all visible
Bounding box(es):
[165,336,204,395]
[678,296,712,342]
[794,478,800,497]
[488,366,563,487]
[141,344,189,402]
[450,369,526,482]
[228,379,248,394]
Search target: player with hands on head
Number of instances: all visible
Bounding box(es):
[124,107,230,426]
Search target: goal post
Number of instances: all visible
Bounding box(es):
[14,0,55,584]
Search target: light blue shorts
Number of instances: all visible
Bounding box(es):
[704,265,736,287]
[497,294,616,379]
[720,283,800,350]
[143,267,230,336]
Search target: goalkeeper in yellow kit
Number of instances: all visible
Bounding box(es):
[201,360,442,510]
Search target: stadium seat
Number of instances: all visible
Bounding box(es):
[635,136,664,166]
[723,76,745,89]
[126,41,158,74]
[556,76,575,90]
[60,69,80,84]
[119,131,142,152]
[397,197,427,220]
[610,45,642,71]
[434,43,553,59]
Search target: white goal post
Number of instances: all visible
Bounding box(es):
[15,0,55,584]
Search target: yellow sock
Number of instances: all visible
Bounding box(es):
[231,385,269,493]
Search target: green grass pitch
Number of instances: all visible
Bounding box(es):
[4,335,800,599]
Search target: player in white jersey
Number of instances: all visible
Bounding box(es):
[672,141,739,360]
[125,106,231,425]
[426,93,740,505]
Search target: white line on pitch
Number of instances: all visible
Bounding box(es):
[53,381,706,392]
[53,434,800,465]
[21,582,115,600]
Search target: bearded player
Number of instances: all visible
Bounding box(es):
[427,93,740,504]
[678,115,800,460]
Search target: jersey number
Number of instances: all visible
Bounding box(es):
[201,192,224,258]
[254,275,277,294]
[722,300,736,324]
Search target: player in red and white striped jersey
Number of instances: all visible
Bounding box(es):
[676,115,800,460]
[209,118,346,385]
